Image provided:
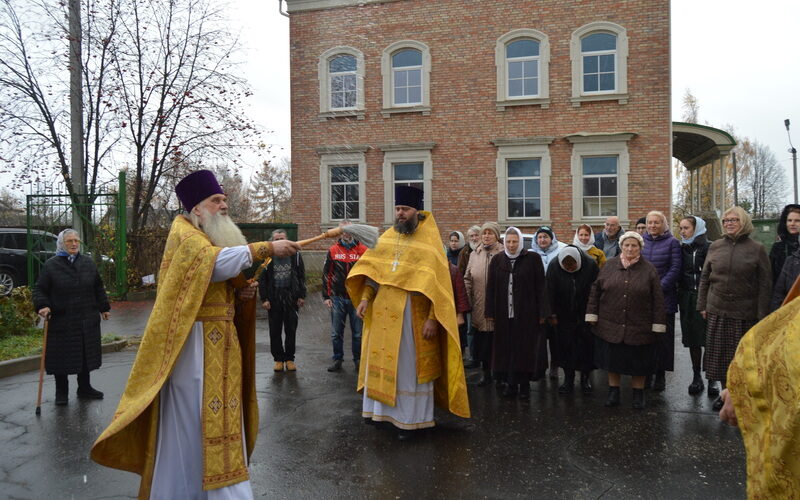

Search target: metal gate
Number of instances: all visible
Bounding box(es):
[25,172,128,298]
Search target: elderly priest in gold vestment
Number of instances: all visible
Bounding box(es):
[91,170,299,499]
[349,185,470,441]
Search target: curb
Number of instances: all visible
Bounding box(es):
[0,339,128,379]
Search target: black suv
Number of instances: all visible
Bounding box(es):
[0,228,58,295]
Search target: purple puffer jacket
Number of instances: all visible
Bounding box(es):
[641,231,682,313]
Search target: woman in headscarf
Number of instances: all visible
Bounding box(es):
[485,227,549,399]
[33,229,111,406]
[547,245,599,394]
[698,206,771,411]
[587,231,666,409]
[446,230,466,267]
[641,210,681,392]
[464,222,504,386]
[677,215,711,396]
[532,225,566,380]
[572,224,607,268]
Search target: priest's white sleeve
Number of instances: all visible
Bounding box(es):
[211,246,254,282]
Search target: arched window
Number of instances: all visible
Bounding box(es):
[495,29,550,110]
[318,47,365,118]
[381,41,431,116]
[581,33,617,93]
[570,22,628,106]
[329,54,357,109]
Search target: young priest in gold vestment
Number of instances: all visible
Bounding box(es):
[348,185,470,440]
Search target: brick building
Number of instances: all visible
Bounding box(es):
[284,0,671,248]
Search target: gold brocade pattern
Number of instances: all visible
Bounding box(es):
[728,296,800,499]
[346,211,470,419]
[199,282,247,489]
[90,216,261,498]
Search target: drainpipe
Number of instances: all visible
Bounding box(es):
[278,0,289,17]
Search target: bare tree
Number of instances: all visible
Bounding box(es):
[739,139,786,219]
[0,0,262,235]
[250,158,291,222]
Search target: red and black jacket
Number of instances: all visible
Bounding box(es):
[321,240,368,300]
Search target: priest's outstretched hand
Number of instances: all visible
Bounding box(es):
[272,239,301,257]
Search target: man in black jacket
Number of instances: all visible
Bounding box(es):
[259,229,306,372]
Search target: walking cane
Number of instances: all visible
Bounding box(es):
[35,314,50,416]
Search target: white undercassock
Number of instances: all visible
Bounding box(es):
[362,289,435,430]
[150,246,255,500]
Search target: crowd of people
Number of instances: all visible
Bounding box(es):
[441,206,793,411]
[31,168,799,495]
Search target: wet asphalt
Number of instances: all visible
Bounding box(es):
[0,295,746,499]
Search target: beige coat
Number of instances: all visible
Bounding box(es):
[464,242,503,332]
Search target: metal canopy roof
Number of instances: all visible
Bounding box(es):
[672,122,736,170]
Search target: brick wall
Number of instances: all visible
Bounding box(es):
[288,0,671,248]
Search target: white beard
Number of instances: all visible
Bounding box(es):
[189,208,248,247]
[469,241,479,251]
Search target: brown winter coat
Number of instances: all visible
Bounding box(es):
[697,233,772,321]
[457,244,473,277]
[464,242,503,332]
[586,257,666,346]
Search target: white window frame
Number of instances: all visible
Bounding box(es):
[381,40,431,117]
[569,22,628,106]
[318,147,368,224]
[318,46,365,119]
[492,137,554,225]
[567,133,635,226]
[380,143,434,224]
[495,29,550,110]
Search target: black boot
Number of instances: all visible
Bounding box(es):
[688,368,704,395]
[476,369,493,387]
[632,388,646,409]
[54,374,68,406]
[76,371,103,400]
[707,380,720,398]
[580,372,593,393]
[643,374,653,390]
[653,371,666,392]
[558,370,575,394]
[605,386,621,407]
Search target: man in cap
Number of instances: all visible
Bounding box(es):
[91,169,299,498]
[348,185,470,440]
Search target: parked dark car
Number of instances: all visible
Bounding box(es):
[0,228,59,295]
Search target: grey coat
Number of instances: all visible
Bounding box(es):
[33,254,110,374]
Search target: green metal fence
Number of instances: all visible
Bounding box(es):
[25,172,128,298]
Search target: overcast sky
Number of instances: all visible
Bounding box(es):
[229,0,800,203]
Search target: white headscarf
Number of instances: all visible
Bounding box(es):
[681,215,707,245]
[572,224,595,252]
[558,246,582,272]
[56,229,80,256]
[504,226,523,259]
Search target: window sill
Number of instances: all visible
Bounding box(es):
[496,98,551,111]
[570,218,630,228]
[380,105,431,118]
[570,93,629,107]
[499,218,551,227]
[318,110,366,121]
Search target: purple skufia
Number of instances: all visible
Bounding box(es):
[395,185,423,210]
[175,170,224,212]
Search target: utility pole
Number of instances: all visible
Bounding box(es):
[69,0,84,237]
[787,119,798,204]
[732,152,738,206]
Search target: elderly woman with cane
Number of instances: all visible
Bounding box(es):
[33,229,110,406]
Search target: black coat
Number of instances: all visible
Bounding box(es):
[258,253,306,307]
[546,251,599,324]
[678,234,710,292]
[771,248,800,311]
[485,249,549,376]
[32,254,110,375]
